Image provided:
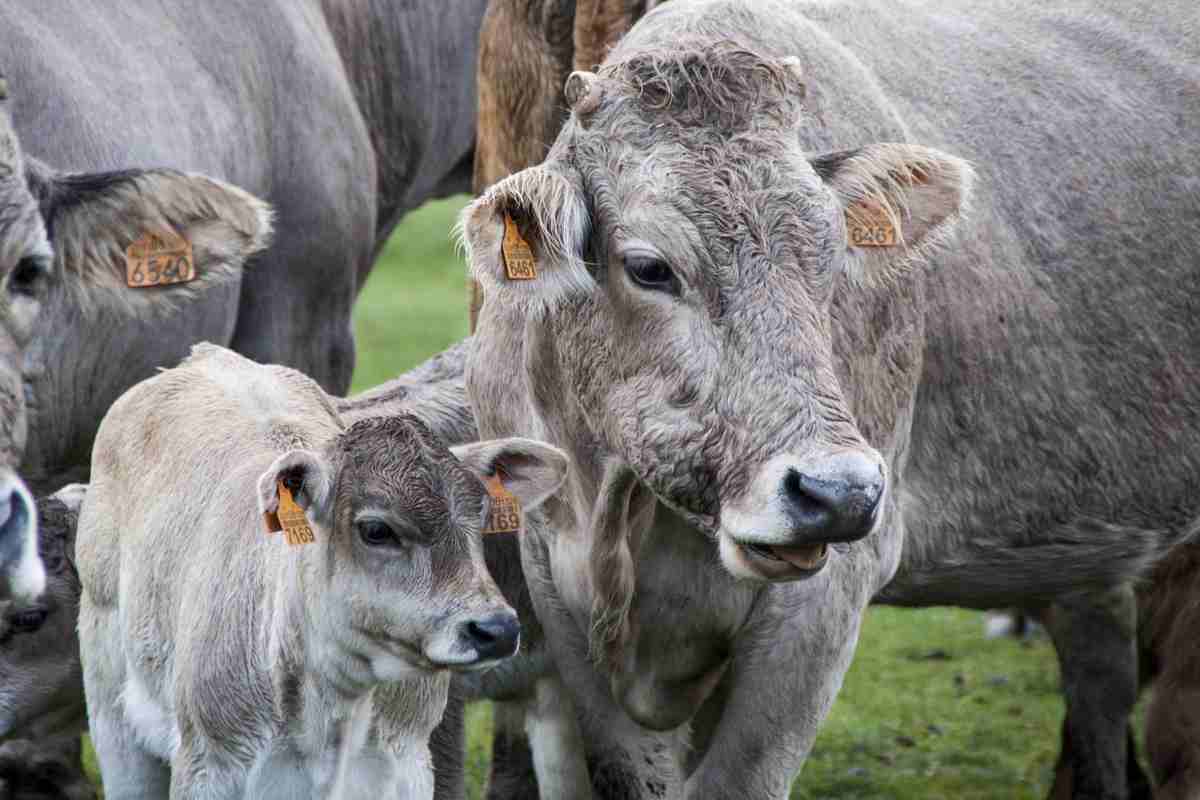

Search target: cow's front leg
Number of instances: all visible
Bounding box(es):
[1042,585,1140,800]
[684,581,867,800]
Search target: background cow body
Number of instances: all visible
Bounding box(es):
[462,1,1200,798]
[1,0,490,493]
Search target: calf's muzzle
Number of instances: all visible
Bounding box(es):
[460,611,521,662]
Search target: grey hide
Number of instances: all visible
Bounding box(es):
[75,344,568,800]
[1,0,489,494]
[0,484,92,800]
[0,87,46,603]
[459,1,1200,798]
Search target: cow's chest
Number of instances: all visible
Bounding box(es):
[610,516,760,730]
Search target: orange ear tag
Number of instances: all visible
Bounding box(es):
[501,213,537,280]
[846,202,897,248]
[271,481,316,546]
[481,474,522,535]
[125,228,196,287]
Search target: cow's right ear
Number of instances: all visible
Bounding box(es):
[25,161,272,295]
[256,450,334,529]
[459,163,593,310]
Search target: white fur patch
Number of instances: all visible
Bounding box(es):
[122,672,180,762]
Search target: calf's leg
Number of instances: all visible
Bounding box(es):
[78,600,169,800]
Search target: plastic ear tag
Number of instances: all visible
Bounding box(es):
[482,474,522,535]
[847,202,897,248]
[501,212,537,280]
[125,228,196,287]
[274,481,315,546]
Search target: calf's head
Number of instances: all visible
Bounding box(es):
[0,83,45,602]
[257,415,567,681]
[463,44,970,617]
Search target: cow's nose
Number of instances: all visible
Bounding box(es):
[781,451,884,543]
[0,471,43,601]
[462,612,521,661]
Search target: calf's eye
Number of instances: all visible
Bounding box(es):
[356,519,399,548]
[624,254,678,295]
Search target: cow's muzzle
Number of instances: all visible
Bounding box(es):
[0,470,43,601]
[718,448,885,582]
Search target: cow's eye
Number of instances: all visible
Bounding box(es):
[8,256,49,297]
[357,519,400,549]
[624,254,678,295]
[9,607,48,633]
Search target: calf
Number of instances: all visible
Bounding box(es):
[76,344,568,799]
[0,485,91,800]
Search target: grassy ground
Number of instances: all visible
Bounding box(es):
[85,197,1073,797]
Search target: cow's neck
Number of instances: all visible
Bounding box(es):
[319,0,487,244]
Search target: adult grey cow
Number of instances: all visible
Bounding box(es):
[0,84,50,603]
[2,0,489,493]
[460,1,1200,798]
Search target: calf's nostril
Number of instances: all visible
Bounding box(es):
[463,612,521,660]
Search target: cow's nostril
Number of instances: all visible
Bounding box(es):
[783,469,834,520]
[779,452,884,543]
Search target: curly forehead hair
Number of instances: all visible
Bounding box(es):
[334,414,450,472]
[597,37,804,134]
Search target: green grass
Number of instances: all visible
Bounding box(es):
[84,196,1072,797]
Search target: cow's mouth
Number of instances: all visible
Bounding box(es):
[735,540,829,580]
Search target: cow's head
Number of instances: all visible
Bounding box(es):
[463,43,970,662]
[0,82,46,602]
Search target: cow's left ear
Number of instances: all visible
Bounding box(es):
[25,162,272,293]
[811,143,973,286]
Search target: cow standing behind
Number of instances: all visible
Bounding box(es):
[0,485,91,800]
[2,0,493,496]
[76,344,568,799]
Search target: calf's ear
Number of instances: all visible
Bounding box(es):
[25,162,272,294]
[811,143,973,286]
[451,437,570,512]
[459,163,593,312]
[256,450,334,527]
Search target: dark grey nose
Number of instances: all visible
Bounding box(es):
[462,612,521,661]
[781,451,884,543]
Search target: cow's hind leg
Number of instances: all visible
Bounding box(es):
[1042,585,1140,800]
[79,600,169,800]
